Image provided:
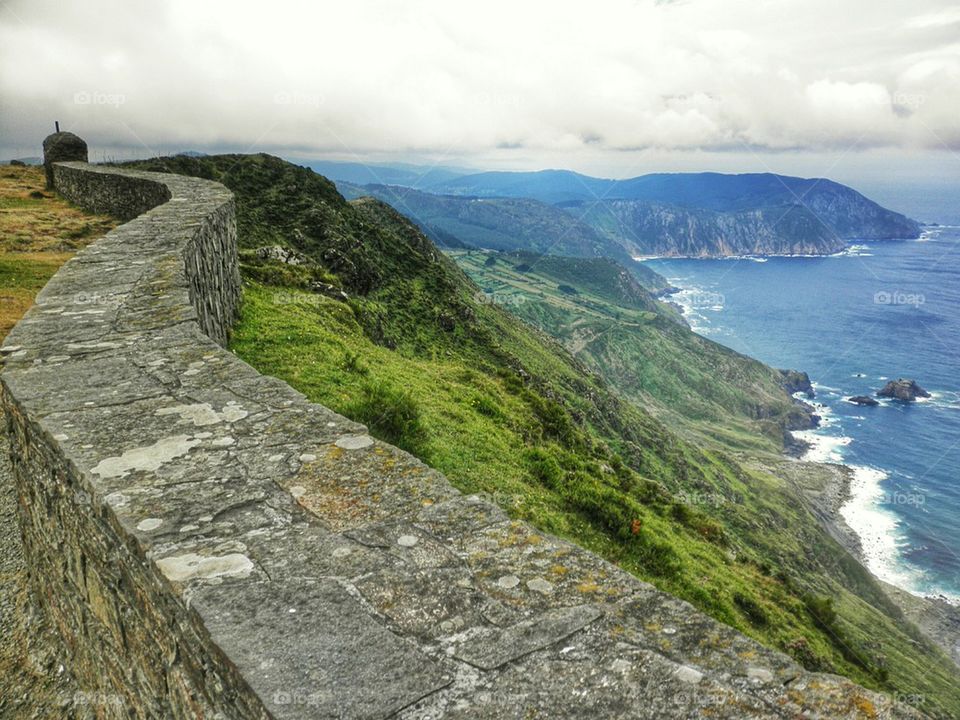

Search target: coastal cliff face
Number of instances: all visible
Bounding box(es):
[566,190,920,257]
[375,169,922,258]
[574,200,847,256]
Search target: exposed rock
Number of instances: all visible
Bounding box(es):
[780,369,815,398]
[848,395,880,406]
[310,281,349,302]
[255,245,308,265]
[877,378,931,402]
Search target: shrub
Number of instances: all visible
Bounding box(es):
[733,591,769,627]
[803,593,837,632]
[523,447,564,489]
[632,531,682,578]
[784,637,828,672]
[346,381,427,456]
[341,351,368,375]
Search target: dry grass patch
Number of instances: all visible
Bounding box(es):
[0,165,117,340]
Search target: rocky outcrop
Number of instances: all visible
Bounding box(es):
[0,147,927,718]
[255,245,309,265]
[849,395,880,406]
[877,378,931,402]
[780,369,815,398]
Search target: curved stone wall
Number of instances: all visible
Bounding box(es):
[0,161,923,719]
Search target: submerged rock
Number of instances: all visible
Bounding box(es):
[877,378,931,402]
[848,395,879,406]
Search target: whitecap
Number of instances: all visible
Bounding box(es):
[840,465,922,591]
[792,429,849,463]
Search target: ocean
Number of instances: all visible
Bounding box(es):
[648,226,960,602]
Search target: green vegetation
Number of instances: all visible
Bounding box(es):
[336,182,674,292]
[125,153,960,718]
[453,249,807,453]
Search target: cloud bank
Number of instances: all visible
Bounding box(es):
[2,0,959,168]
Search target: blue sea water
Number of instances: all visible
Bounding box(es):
[648,228,960,601]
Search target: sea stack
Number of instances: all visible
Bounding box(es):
[877,378,931,402]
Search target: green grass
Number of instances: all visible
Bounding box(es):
[452,249,806,453]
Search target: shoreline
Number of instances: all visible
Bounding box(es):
[793,426,960,606]
[660,265,960,608]
[791,450,960,668]
[633,236,926,263]
[655,266,960,668]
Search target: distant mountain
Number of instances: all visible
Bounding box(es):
[305,160,472,189]
[430,169,608,204]
[427,170,921,256]
[338,181,670,290]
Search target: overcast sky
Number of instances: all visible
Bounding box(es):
[2,0,959,211]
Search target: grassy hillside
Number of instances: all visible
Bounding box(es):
[452,249,813,453]
[125,154,960,718]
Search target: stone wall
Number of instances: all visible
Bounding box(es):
[0,160,926,719]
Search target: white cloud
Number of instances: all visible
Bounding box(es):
[1,0,959,168]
